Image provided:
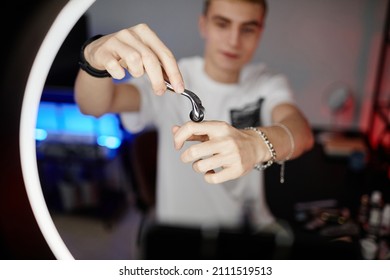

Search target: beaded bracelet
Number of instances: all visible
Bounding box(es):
[245,127,277,171]
[79,34,112,78]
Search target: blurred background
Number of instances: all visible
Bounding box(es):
[0,0,389,260]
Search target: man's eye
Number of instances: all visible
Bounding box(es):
[215,21,228,28]
[241,27,256,34]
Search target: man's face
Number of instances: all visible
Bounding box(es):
[200,0,265,77]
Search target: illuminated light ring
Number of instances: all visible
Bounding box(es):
[19,0,96,260]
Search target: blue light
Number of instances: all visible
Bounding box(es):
[36,101,124,148]
[97,135,122,149]
[36,102,58,131]
[35,128,48,141]
[61,104,96,136]
[97,114,123,139]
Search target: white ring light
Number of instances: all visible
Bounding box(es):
[19,0,96,260]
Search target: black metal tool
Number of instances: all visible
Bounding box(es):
[165,80,205,122]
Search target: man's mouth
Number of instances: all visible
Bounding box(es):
[221,51,239,59]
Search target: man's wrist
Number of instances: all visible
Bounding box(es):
[244,127,276,171]
[79,34,112,78]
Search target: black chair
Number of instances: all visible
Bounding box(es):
[126,129,158,247]
[130,129,158,212]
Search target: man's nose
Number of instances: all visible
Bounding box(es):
[227,28,241,47]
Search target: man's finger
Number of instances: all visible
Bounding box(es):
[191,154,225,173]
[132,24,184,93]
[116,28,166,94]
[181,141,219,163]
[173,122,219,150]
[204,167,238,184]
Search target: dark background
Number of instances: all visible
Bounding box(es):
[0,0,389,260]
[0,0,67,259]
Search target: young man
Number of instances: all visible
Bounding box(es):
[75,0,314,230]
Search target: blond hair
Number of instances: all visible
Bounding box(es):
[203,0,268,16]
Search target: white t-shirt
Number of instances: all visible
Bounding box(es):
[121,56,295,229]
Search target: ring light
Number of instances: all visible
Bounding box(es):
[19,0,95,259]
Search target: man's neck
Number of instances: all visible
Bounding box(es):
[203,59,240,84]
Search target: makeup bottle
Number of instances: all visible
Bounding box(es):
[367,191,383,239]
[380,204,390,237]
[357,193,370,233]
[378,204,390,259]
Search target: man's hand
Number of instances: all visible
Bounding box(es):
[172,121,268,184]
[83,23,184,94]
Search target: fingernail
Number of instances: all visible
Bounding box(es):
[174,83,184,93]
[112,71,125,80]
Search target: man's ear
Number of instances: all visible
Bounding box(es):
[198,15,207,39]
